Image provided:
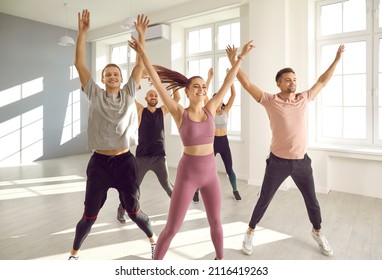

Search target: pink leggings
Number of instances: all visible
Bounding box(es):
[153,153,223,259]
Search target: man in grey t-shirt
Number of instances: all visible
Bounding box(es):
[68,10,156,260]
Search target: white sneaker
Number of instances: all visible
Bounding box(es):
[311,229,333,256]
[242,231,254,255]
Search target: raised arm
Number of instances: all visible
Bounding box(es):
[203,68,214,104]
[128,37,184,127]
[205,40,254,114]
[131,14,150,87]
[74,9,91,87]
[162,88,181,116]
[206,67,214,92]
[226,44,263,102]
[135,99,144,125]
[224,68,236,112]
[310,44,345,98]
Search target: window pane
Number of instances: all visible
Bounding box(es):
[343,0,366,33]
[188,30,199,54]
[218,25,230,50]
[231,22,241,47]
[120,45,128,63]
[320,0,366,36]
[343,107,366,139]
[111,45,127,64]
[187,58,212,79]
[188,60,200,77]
[218,23,241,50]
[321,44,343,75]
[321,3,342,35]
[121,69,128,85]
[343,74,366,106]
[111,47,119,63]
[199,58,212,78]
[343,41,366,74]
[322,76,343,107]
[129,48,136,64]
[218,56,230,82]
[200,28,212,52]
[322,107,342,138]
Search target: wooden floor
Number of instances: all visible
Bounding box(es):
[0,153,381,260]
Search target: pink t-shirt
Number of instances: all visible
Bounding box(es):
[259,91,314,159]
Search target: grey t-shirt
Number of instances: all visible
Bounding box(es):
[83,76,139,150]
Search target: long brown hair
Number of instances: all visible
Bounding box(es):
[153,65,203,92]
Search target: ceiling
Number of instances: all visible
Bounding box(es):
[0,0,195,30]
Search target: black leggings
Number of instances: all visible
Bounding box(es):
[213,135,234,176]
[72,151,153,250]
[249,153,322,229]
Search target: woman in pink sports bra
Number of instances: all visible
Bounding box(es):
[129,37,254,260]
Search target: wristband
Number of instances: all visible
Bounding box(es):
[237,55,244,61]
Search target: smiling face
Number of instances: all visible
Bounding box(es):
[101,65,123,93]
[277,72,297,94]
[145,89,159,107]
[185,77,207,103]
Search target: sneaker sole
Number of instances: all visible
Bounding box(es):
[319,247,334,256]
[242,245,253,255]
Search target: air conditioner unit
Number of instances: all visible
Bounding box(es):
[132,24,170,42]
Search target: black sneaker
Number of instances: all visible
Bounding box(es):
[193,191,199,204]
[68,255,79,260]
[233,190,242,201]
[117,204,127,223]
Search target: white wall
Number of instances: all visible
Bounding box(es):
[0,13,89,163]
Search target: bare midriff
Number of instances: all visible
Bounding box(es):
[183,143,213,156]
[95,148,129,156]
[215,127,227,137]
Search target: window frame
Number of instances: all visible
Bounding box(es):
[185,18,241,139]
[315,0,382,148]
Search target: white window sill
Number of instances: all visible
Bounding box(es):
[308,143,382,161]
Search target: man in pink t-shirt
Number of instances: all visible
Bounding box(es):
[227,44,345,257]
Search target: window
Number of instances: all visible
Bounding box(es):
[315,0,382,147]
[61,89,81,145]
[185,19,241,137]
